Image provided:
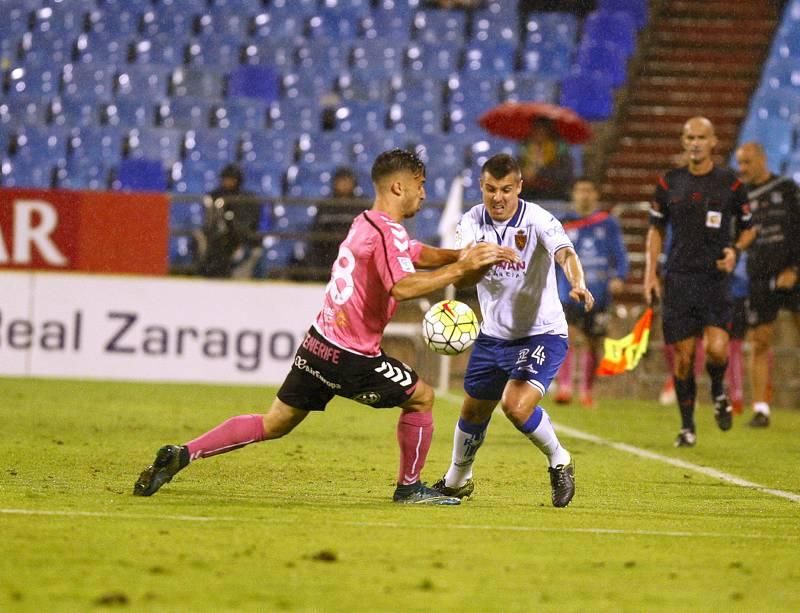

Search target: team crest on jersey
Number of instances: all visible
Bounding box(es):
[514,229,528,250]
[352,391,381,405]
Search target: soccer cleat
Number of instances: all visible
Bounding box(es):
[431,476,475,499]
[548,460,575,508]
[748,412,770,428]
[732,398,744,415]
[713,395,733,431]
[579,393,595,409]
[554,389,573,404]
[674,429,697,447]
[392,482,461,505]
[133,444,189,497]
[659,378,676,405]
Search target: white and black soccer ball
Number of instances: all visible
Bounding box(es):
[421,299,479,355]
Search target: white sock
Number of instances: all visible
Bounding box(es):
[753,402,770,416]
[524,408,571,468]
[444,418,488,488]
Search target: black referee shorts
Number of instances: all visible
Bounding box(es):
[662,272,733,344]
[746,278,800,327]
[277,327,419,411]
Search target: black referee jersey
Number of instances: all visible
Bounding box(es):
[650,166,751,275]
[742,174,800,280]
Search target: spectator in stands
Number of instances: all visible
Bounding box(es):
[519,117,574,202]
[197,164,262,279]
[735,142,800,427]
[554,178,628,408]
[303,166,365,280]
[644,117,755,448]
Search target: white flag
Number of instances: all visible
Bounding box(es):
[438,174,463,249]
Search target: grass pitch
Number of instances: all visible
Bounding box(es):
[1,377,799,612]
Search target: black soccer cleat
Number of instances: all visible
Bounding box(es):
[548,460,575,508]
[431,476,475,499]
[392,481,461,505]
[748,412,770,428]
[133,444,189,497]
[674,429,697,448]
[713,395,733,431]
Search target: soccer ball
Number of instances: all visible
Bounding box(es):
[421,300,479,355]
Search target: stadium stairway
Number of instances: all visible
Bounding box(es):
[596,0,781,299]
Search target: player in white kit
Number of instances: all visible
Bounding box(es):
[432,154,594,507]
[133,149,517,505]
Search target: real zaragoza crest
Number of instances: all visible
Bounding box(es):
[514,229,528,250]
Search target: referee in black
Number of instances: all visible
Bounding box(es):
[644,117,756,447]
[735,142,800,428]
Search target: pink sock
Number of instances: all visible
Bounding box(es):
[694,341,705,378]
[557,347,575,392]
[186,414,266,461]
[396,411,433,485]
[664,344,675,371]
[579,348,597,397]
[727,339,743,403]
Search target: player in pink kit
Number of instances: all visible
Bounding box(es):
[133,149,517,504]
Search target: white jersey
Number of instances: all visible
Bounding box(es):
[456,199,572,340]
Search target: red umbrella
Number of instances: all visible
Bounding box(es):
[478,102,592,144]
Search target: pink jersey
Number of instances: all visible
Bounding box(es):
[314,210,423,356]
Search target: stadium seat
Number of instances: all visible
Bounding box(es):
[132,36,188,66]
[521,41,573,79]
[20,30,76,66]
[140,6,195,37]
[406,41,463,80]
[116,65,172,99]
[168,235,198,270]
[228,65,281,104]
[737,117,794,171]
[186,35,243,68]
[74,32,133,65]
[14,126,70,160]
[55,157,112,191]
[240,130,298,167]
[388,100,445,137]
[333,100,388,133]
[5,62,62,98]
[412,10,467,46]
[50,95,103,129]
[501,74,558,103]
[598,0,649,29]
[242,39,297,71]
[86,8,142,36]
[763,58,800,90]
[241,162,285,199]
[559,70,615,120]
[212,98,268,131]
[31,4,88,37]
[126,127,185,165]
[171,67,225,99]
[170,160,223,194]
[361,10,413,43]
[158,97,215,130]
[104,98,158,128]
[0,96,52,127]
[462,41,517,76]
[576,40,628,88]
[390,74,445,108]
[750,88,800,123]
[285,163,338,199]
[307,8,365,40]
[335,73,391,103]
[298,132,355,166]
[268,98,323,134]
[61,63,117,100]
[582,10,638,58]
[195,8,253,39]
[114,158,168,192]
[352,129,409,165]
[69,126,125,167]
[183,128,240,164]
[523,12,579,47]
[169,198,206,230]
[1,155,56,189]
[471,8,519,45]
[254,237,300,278]
[413,205,443,244]
[350,40,405,78]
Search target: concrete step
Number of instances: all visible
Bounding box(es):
[635,75,754,94]
[663,0,775,18]
[641,59,761,77]
[650,29,769,48]
[626,105,746,123]
[628,89,750,107]
[644,47,767,65]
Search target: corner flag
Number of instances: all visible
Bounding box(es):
[438,174,464,249]
[596,308,654,376]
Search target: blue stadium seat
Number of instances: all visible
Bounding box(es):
[132,36,188,66]
[737,117,794,171]
[285,163,338,199]
[268,98,323,133]
[2,5,34,40]
[524,12,578,47]
[333,100,388,132]
[74,32,133,65]
[336,73,391,103]
[449,73,502,108]
[597,0,648,29]
[171,67,225,99]
[15,126,70,160]
[559,70,615,120]
[87,8,142,37]
[750,88,800,123]
[471,8,519,45]
[298,132,356,166]
[70,126,125,167]
[141,6,195,37]
[406,41,462,80]
[169,198,206,230]
[104,98,158,128]
[296,39,351,74]
[115,158,168,192]
[350,40,405,78]
[183,128,240,164]
[251,12,307,42]
[576,40,628,87]
[228,65,281,104]
[468,137,515,167]
[240,131,298,166]
[158,97,215,130]
[5,61,62,98]
[462,40,517,75]
[254,237,299,278]
[212,98,268,131]
[1,155,56,189]
[414,132,470,168]
[243,162,285,198]
[0,34,22,68]
[391,74,445,107]
[116,65,171,99]
[61,63,116,100]
[20,30,76,66]
[361,10,413,43]
[50,95,103,129]
[521,41,572,79]
[168,235,198,270]
[582,10,637,58]
[0,127,11,157]
[170,160,223,194]
[307,7,367,40]
[186,34,243,67]
[195,8,253,38]
[412,10,467,46]
[31,3,90,36]
[0,96,52,126]
[763,57,800,90]
[414,205,443,244]
[389,100,445,136]
[352,129,409,165]
[501,74,558,103]
[126,128,185,165]
[242,39,298,71]
[56,157,112,191]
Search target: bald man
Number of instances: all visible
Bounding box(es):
[735,142,800,427]
[644,117,756,447]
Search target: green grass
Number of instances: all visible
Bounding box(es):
[1,377,799,612]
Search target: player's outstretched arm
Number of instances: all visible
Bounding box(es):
[414,244,461,268]
[391,243,513,301]
[555,246,595,311]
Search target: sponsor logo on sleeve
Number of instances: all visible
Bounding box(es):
[397,256,415,273]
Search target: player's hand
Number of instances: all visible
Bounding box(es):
[776,267,798,290]
[643,276,660,306]
[716,247,737,273]
[609,277,625,296]
[569,286,594,312]
[458,242,518,271]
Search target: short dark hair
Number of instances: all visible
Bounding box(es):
[333,166,356,182]
[221,163,243,182]
[481,153,521,180]
[371,149,425,184]
[572,176,595,188]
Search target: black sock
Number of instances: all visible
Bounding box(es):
[674,376,696,432]
[706,361,728,399]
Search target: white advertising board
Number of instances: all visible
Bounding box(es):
[0,271,326,385]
